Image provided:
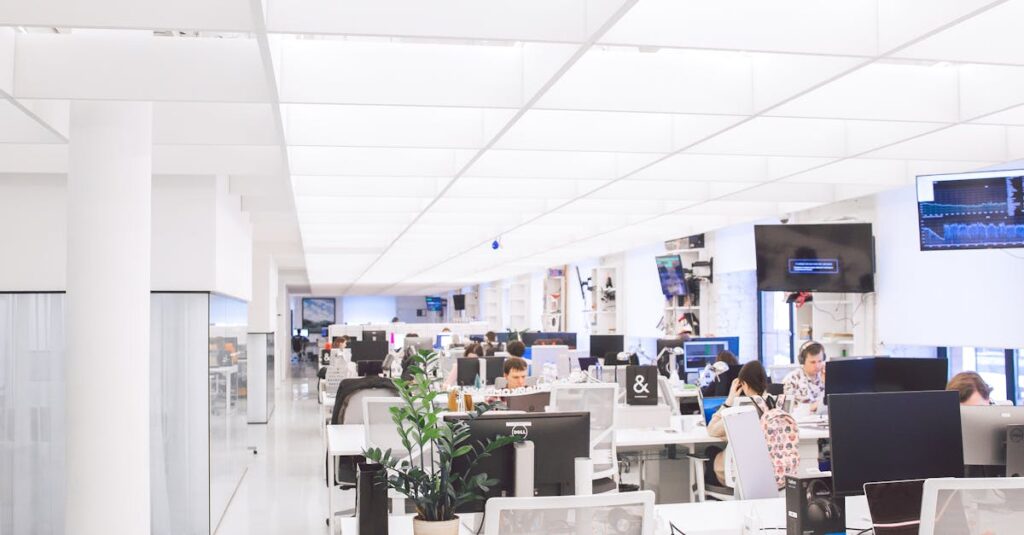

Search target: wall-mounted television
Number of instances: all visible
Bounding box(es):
[916,170,1024,251]
[655,254,687,296]
[425,296,443,311]
[754,223,875,293]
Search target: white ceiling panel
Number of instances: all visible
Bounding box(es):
[876,0,1001,52]
[770,63,960,123]
[153,145,284,176]
[446,177,592,199]
[889,0,1024,63]
[690,117,847,158]
[601,0,879,56]
[291,176,447,198]
[288,147,461,176]
[538,48,754,115]
[295,196,429,214]
[278,39,525,107]
[864,124,1009,162]
[466,150,656,179]
[973,104,1024,126]
[283,104,514,148]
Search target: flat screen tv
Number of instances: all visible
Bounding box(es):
[655,254,687,296]
[916,170,1024,251]
[425,296,443,311]
[754,223,875,293]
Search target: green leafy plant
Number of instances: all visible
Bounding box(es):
[363,352,520,521]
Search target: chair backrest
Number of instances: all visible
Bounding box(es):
[550,383,618,477]
[484,491,656,535]
[721,407,780,500]
[919,477,1024,535]
[363,397,406,453]
[332,376,399,424]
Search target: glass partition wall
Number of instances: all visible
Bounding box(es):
[0,293,66,535]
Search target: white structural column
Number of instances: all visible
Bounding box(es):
[65,101,153,535]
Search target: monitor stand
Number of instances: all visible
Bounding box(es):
[1006,425,1024,477]
[514,441,535,497]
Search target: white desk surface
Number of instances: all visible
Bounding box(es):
[336,496,870,535]
[615,421,829,449]
[327,424,365,456]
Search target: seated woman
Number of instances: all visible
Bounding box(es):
[704,360,776,486]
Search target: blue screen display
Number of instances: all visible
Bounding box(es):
[918,172,1024,251]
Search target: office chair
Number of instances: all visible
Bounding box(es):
[690,406,782,502]
[549,383,620,494]
[483,491,656,535]
[363,397,417,513]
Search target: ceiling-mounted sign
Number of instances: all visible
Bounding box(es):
[665,233,705,251]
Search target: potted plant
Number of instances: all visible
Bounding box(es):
[364,352,519,535]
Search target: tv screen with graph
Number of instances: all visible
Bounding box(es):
[916,170,1024,251]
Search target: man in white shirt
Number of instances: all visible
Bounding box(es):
[783,341,826,412]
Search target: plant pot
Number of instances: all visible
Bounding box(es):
[412,516,460,535]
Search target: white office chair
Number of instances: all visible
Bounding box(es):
[720,407,780,500]
[483,490,656,535]
[658,376,680,416]
[362,397,423,513]
[549,383,620,494]
[919,477,1024,535]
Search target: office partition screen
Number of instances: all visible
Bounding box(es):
[0,293,66,535]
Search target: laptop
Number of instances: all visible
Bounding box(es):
[701,396,728,426]
[863,479,925,535]
[504,391,551,413]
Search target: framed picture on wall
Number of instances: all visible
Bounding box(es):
[301,298,336,330]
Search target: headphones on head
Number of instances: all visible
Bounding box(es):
[798,340,827,364]
[805,478,840,523]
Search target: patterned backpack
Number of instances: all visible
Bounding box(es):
[751,396,801,489]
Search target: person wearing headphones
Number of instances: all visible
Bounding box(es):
[783,341,827,412]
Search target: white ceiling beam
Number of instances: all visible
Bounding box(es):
[13,33,270,102]
[0,0,255,32]
[266,0,589,42]
[154,102,279,145]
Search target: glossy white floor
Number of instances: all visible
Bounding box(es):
[215,359,352,535]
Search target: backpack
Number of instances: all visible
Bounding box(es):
[751,395,801,489]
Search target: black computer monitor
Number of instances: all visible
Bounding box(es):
[350,340,388,362]
[482,356,506,385]
[357,361,384,376]
[577,357,598,371]
[589,335,624,360]
[829,391,963,496]
[456,358,481,386]
[444,411,590,512]
[826,357,949,401]
[362,330,387,343]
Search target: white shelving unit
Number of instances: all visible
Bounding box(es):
[542,267,567,332]
[793,293,872,358]
[587,266,618,334]
[481,286,503,331]
[508,277,531,331]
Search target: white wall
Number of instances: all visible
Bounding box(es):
[620,243,665,340]
[875,185,1024,349]
[247,246,277,332]
[0,174,66,291]
[152,175,216,292]
[213,175,252,301]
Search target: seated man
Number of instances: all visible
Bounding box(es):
[503,357,528,389]
[783,341,826,412]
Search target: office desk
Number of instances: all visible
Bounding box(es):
[335,497,871,535]
[657,495,870,535]
[326,424,366,535]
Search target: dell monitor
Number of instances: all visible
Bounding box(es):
[960,405,1024,468]
[589,335,624,360]
[829,391,963,496]
[444,411,590,512]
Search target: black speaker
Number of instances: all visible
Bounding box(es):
[357,463,388,535]
[453,294,466,311]
[786,474,844,535]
